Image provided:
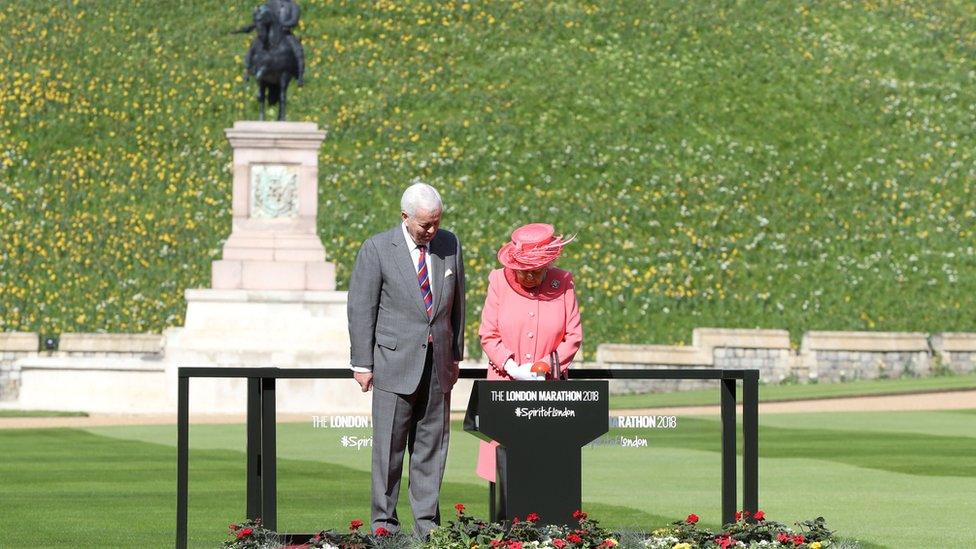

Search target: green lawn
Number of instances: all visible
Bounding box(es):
[609,374,976,409]
[0,410,89,418]
[2,409,975,547]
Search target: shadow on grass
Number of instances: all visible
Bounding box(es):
[627,417,976,477]
[0,428,670,546]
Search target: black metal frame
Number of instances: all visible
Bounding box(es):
[176,367,759,549]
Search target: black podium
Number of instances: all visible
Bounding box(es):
[464,380,609,525]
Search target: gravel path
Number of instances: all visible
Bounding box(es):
[1,390,974,429]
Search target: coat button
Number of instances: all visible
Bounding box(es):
[525,353,532,359]
[529,312,535,317]
[527,332,534,338]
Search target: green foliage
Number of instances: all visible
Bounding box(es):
[221,510,847,548]
[656,511,842,548]
[223,518,281,549]
[425,504,508,548]
[794,517,836,544]
[2,1,976,356]
[928,354,955,377]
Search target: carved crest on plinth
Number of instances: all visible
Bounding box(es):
[250,164,299,218]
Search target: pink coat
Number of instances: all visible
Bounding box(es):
[475,267,583,481]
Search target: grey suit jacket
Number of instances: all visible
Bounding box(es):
[348,225,466,394]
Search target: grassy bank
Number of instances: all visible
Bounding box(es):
[2,1,975,357]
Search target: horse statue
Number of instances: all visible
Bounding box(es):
[235,0,305,121]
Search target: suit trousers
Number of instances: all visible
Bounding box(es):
[371,346,450,536]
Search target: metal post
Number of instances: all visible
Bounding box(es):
[489,481,496,522]
[743,370,759,515]
[176,374,189,549]
[173,367,759,542]
[720,377,736,525]
[247,378,262,520]
[260,376,277,530]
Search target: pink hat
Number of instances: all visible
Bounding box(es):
[497,223,574,270]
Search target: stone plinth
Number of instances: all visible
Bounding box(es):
[174,289,350,354]
[159,121,356,414]
[212,121,334,291]
[162,289,362,413]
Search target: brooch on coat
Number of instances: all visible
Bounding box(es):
[550,279,560,289]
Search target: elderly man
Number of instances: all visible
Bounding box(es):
[347,182,466,537]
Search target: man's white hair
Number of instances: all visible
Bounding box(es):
[400,182,443,217]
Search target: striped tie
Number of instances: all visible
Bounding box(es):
[417,245,433,319]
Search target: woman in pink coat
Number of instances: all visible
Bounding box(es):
[476,223,583,482]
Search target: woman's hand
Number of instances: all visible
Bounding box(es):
[503,359,544,381]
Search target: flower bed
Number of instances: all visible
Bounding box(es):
[224,506,852,548]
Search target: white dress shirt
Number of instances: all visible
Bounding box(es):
[351,223,434,373]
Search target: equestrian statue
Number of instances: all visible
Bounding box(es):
[234,0,306,121]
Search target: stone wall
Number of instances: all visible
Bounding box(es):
[801,332,931,383]
[0,333,37,401]
[596,343,713,394]
[695,328,793,383]
[0,333,163,404]
[931,333,976,375]
[597,328,976,393]
[58,333,165,357]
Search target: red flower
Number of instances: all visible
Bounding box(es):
[490,541,504,548]
[507,541,522,549]
[793,534,806,545]
[686,513,699,524]
[567,533,583,543]
[734,510,742,521]
[715,535,733,548]
[349,519,364,531]
[777,532,791,543]
[526,512,540,523]
[553,539,567,548]
[572,509,588,521]
[236,527,253,540]
[374,527,390,536]
[455,503,466,515]
[228,523,239,531]
[512,516,521,524]
[753,510,765,521]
